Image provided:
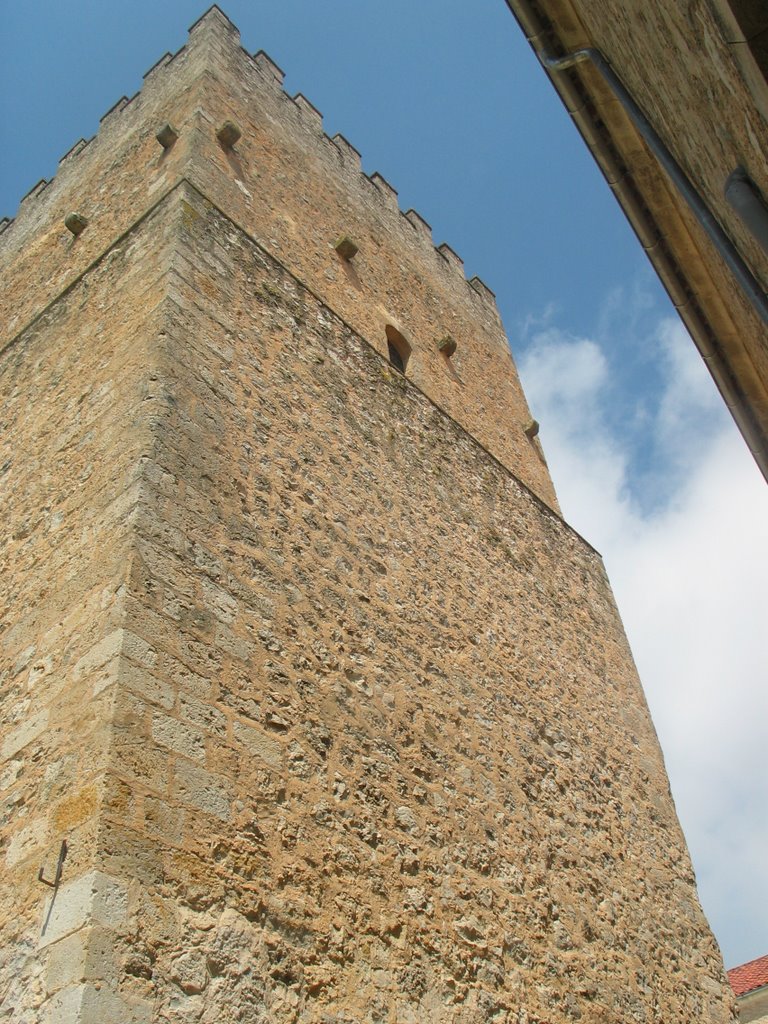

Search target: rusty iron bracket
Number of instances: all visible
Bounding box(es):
[38,840,67,889]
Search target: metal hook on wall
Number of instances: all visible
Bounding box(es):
[38,840,68,889]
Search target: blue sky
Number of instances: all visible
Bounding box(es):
[2,0,766,970]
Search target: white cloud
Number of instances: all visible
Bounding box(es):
[519,315,768,968]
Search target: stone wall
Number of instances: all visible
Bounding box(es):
[736,985,768,1023]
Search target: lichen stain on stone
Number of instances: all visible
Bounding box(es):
[180,199,201,230]
[53,784,99,830]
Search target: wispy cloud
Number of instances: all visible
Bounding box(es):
[518,302,558,343]
[518,312,768,968]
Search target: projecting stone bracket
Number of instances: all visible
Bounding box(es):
[155,123,179,149]
[334,235,359,260]
[64,213,88,237]
[438,335,457,357]
[216,120,242,149]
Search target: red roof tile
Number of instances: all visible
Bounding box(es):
[728,954,768,997]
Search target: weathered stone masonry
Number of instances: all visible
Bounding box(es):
[0,7,737,1023]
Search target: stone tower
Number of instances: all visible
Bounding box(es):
[0,8,737,1023]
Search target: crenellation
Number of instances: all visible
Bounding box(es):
[58,138,90,168]
[0,218,11,235]
[330,132,362,169]
[98,96,129,126]
[18,179,50,208]
[252,49,286,86]
[292,93,323,131]
[369,171,399,209]
[404,207,433,239]
[142,51,173,82]
[0,0,489,420]
[468,274,498,304]
[437,241,465,275]
[188,4,239,43]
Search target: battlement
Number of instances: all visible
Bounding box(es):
[1,6,498,314]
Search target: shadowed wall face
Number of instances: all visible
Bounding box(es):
[0,8,737,1024]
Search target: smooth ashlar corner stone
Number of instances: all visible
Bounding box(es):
[38,871,129,949]
[42,982,152,1024]
[151,711,206,761]
[72,630,158,686]
[45,926,118,995]
[45,930,89,995]
[233,720,282,766]
[120,631,158,669]
[173,761,232,821]
[2,708,49,761]
[91,657,121,696]
[5,817,49,867]
[42,984,85,1024]
[72,632,124,679]
[121,661,176,709]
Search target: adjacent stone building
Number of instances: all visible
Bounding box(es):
[729,954,768,1023]
[0,7,739,1022]
[504,0,768,480]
